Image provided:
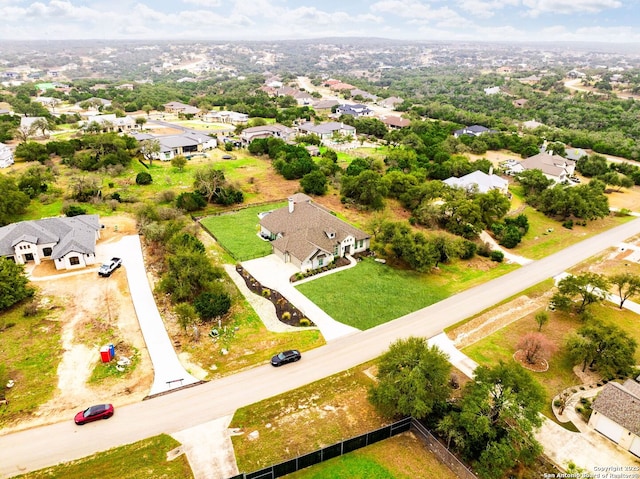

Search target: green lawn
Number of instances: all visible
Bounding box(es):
[16,434,192,479]
[296,257,516,329]
[200,202,286,261]
[0,302,62,428]
[284,433,457,479]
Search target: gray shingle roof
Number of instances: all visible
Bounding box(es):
[592,381,640,436]
[0,215,99,259]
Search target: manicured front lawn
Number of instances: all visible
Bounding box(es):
[16,434,192,479]
[296,257,516,329]
[200,202,286,261]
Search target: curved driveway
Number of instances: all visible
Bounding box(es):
[2,218,640,477]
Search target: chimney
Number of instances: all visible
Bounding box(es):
[288,197,294,213]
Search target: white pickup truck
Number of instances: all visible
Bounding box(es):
[98,257,122,277]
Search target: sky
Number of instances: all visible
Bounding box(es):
[1,0,640,43]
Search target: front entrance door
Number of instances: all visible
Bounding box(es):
[24,253,34,262]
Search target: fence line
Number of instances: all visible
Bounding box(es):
[226,417,478,479]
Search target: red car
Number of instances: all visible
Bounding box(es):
[74,404,114,425]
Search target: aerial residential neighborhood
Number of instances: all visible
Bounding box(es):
[1,24,640,479]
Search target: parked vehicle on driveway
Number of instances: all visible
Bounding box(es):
[98,257,122,277]
[271,349,301,367]
[74,404,114,425]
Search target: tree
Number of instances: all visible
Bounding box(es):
[175,303,198,332]
[15,141,49,163]
[171,155,187,171]
[0,258,35,311]
[567,319,637,378]
[516,169,553,198]
[18,165,53,198]
[475,189,510,227]
[135,117,147,129]
[439,361,544,479]
[193,167,227,203]
[609,273,640,309]
[300,170,328,195]
[517,332,557,365]
[139,139,161,166]
[69,175,101,202]
[135,171,153,185]
[340,170,389,210]
[0,175,30,226]
[193,288,232,321]
[368,337,452,419]
[552,273,609,313]
[534,311,549,331]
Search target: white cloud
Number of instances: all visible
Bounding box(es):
[182,0,221,6]
[456,0,519,19]
[522,0,622,17]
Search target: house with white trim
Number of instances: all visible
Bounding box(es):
[0,215,101,270]
[259,194,370,272]
[240,124,295,145]
[518,152,575,183]
[0,142,13,168]
[589,380,640,458]
[296,121,356,141]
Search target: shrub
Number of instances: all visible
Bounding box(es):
[562,219,574,229]
[261,288,271,297]
[490,250,504,262]
[299,318,311,326]
[23,299,40,317]
[175,191,206,212]
[63,204,87,217]
[136,171,153,185]
[157,190,176,203]
[477,242,492,257]
[194,289,232,321]
[282,312,291,320]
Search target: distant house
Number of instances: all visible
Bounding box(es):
[522,120,544,130]
[20,116,50,137]
[163,101,201,116]
[0,215,101,271]
[133,130,216,161]
[589,380,640,458]
[564,147,588,162]
[484,86,500,95]
[518,75,541,85]
[443,170,509,195]
[350,89,378,101]
[312,99,340,113]
[329,82,356,91]
[518,152,575,183]
[240,124,295,145]
[296,121,356,141]
[335,104,373,118]
[0,142,14,168]
[203,110,249,125]
[259,194,370,272]
[377,96,403,109]
[380,115,410,130]
[83,114,137,133]
[453,125,494,138]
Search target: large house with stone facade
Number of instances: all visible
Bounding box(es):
[0,215,101,270]
[259,194,370,272]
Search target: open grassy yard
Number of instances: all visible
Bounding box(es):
[284,432,458,479]
[506,188,634,260]
[0,302,62,428]
[296,257,517,329]
[200,201,286,261]
[462,301,640,419]
[15,434,192,479]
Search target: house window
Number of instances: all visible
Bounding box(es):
[43,247,53,257]
[358,240,363,248]
[69,257,80,266]
[334,246,339,256]
[319,257,324,266]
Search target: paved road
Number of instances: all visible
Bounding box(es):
[2,217,640,478]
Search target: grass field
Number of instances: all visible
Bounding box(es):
[296,257,516,329]
[0,302,62,428]
[284,433,458,479]
[200,201,286,261]
[15,434,193,479]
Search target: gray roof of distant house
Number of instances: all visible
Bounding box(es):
[298,121,355,135]
[0,215,99,259]
[592,381,640,436]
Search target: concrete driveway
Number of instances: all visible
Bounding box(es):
[241,254,359,341]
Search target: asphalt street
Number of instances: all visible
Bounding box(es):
[2,217,640,478]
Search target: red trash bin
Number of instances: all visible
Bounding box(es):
[100,346,111,363]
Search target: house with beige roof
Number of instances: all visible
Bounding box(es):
[0,215,101,270]
[259,194,370,272]
[589,379,640,458]
[296,121,356,141]
[518,152,575,183]
[240,124,295,145]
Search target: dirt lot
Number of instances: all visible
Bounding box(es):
[4,216,154,433]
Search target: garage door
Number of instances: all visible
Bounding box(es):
[630,436,640,458]
[595,415,623,444]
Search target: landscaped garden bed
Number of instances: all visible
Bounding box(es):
[235,264,315,327]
